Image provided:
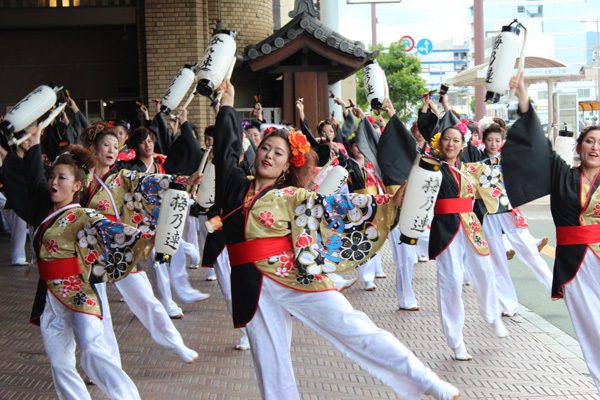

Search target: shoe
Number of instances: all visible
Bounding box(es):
[174,346,199,363]
[537,236,549,253]
[182,241,200,266]
[178,289,210,304]
[451,342,472,361]
[491,318,509,338]
[364,281,377,291]
[188,264,200,269]
[418,256,429,262]
[426,377,461,400]
[205,269,217,281]
[338,278,357,292]
[11,260,28,266]
[506,249,515,260]
[375,273,387,279]
[170,313,184,319]
[501,311,516,317]
[235,335,250,351]
[399,306,420,311]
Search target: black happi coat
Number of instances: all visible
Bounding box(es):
[502,106,597,298]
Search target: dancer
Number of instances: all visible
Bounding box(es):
[2,128,149,400]
[503,71,600,393]
[213,81,459,400]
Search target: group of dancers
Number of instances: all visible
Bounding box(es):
[1,69,599,400]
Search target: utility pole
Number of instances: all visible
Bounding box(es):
[371,3,377,47]
[473,0,486,120]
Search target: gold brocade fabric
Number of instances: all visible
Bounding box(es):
[458,163,490,256]
[466,163,512,215]
[40,208,153,317]
[245,187,398,291]
[578,182,600,257]
[355,186,379,195]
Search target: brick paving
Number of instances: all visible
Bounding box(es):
[0,238,598,400]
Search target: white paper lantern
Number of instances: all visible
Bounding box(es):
[485,20,525,103]
[555,130,575,166]
[197,30,237,96]
[195,162,216,209]
[316,166,348,196]
[161,64,198,114]
[2,85,57,133]
[363,60,386,110]
[155,182,190,261]
[399,157,442,244]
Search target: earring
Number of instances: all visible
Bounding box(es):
[277,171,287,184]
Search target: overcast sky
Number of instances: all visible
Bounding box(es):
[337,0,473,48]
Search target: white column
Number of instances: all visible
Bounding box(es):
[320,0,342,118]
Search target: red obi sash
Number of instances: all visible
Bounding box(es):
[38,257,82,280]
[556,225,600,245]
[434,198,473,214]
[227,236,292,266]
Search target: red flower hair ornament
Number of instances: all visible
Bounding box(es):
[288,131,311,167]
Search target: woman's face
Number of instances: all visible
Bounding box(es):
[439,128,463,161]
[114,126,128,148]
[247,127,262,146]
[137,135,155,158]
[350,143,362,159]
[321,124,335,141]
[412,128,424,143]
[94,135,119,168]
[484,132,504,156]
[255,136,290,181]
[48,164,81,206]
[578,129,600,170]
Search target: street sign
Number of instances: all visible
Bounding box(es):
[347,0,401,3]
[400,35,415,52]
[416,38,433,55]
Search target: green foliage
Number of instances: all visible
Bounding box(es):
[356,42,427,120]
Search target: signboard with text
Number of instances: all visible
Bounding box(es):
[347,0,401,3]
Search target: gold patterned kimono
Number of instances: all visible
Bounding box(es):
[33,206,153,322]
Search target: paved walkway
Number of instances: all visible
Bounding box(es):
[0,238,598,399]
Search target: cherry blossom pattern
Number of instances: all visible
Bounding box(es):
[258,210,275,228]
[45,239,59,254]
[107,176,121,190]
[62,276,82,292]
[268,250,296,278]
[593,203,600,217]
[295,196,324,231]
[72,292,88,306]
[297,244,338,275]
[124,192,144,212]
[339,231,372,262]
[104,248,134,281]
[58,211,78,228]
[98,199,111,212]
[479,165,501,188]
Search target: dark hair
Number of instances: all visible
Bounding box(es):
[482,123,506,141]
[112,119,130,132]
[257,129,317,189]
[248,120,262,131]
[577,125,600,146]
[410,121,419,135]
[127,127,155,151]
[204,125,214,138]
[53,144,97,185]
[440,126,464,142]
[80,122,118,148]
[467,120,479,138]
[317,119,334,137]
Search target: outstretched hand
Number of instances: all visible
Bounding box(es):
[509,71,529,113]
[187,172,204,186]
[219,80,235,108]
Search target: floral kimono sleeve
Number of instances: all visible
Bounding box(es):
[116,169,188,229]
[462,162,511,214]
[283,187,398,286]
[77,209,154,283]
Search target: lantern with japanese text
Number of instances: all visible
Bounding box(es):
[155,182,190,262]
[0,85,63,143]
[485,19,526,103]
[195,161,216,209]
[196,30,237,97]
[363,60,387,111]
[316,166,348,196]
[399,156,442,244]
[161,64,199,115]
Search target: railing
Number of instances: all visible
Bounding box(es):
[0,0,135,8]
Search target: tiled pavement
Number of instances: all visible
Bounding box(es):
[0,239,599,400]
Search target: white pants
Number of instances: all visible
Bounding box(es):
[153,261,183,316]
[416,229,430,260]
[435,228,500,349]
[95,283,121,367]
[40,293,140,400]
[389,228,419,308]
[7,210,27,264]
[246,278,438,400]
[169,239,201,299]
[563,251,600,393]
[358,254,381,284]
[115,271,189,351]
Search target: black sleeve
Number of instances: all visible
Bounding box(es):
[300,117,320,149]
[377,114,418,186]
[438,111,460,132]
[163,121,204,175]
[213,106,250,210]
[300,117,331,166]
[148,112,172,155]
[460,141,484,163]
[503,105,566,207]
[355,118,381,176]
[417,108,439,142]
[338,112,355,141]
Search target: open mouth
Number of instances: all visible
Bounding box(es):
[262,160,272,167]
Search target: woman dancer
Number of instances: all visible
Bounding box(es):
[213,81,459,400]
[2,127,150,399]
[82,124,200,363]
[503,72,600,393]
